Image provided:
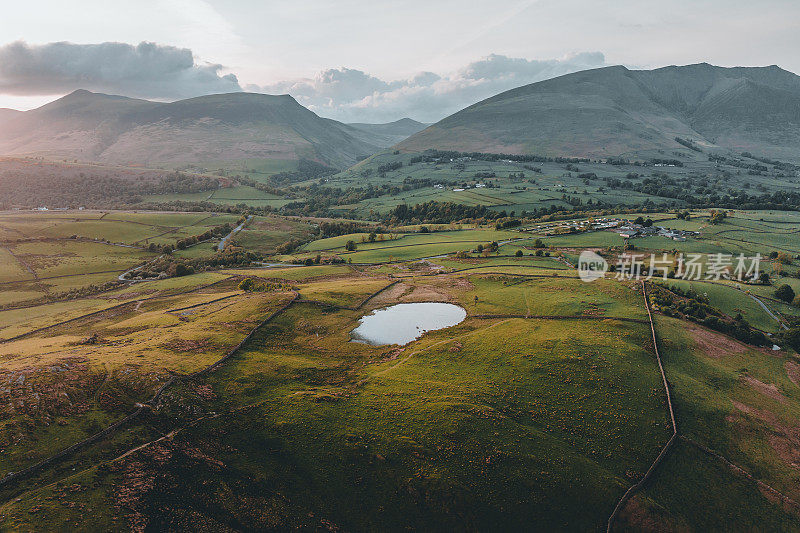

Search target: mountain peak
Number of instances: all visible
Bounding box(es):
[0,89,379,169]
[398,63,800,161]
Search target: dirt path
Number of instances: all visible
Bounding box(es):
[749,293,788,330]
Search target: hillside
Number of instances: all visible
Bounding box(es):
[0,108,23,126]
[346,118,429,147]
[0,90,380,170]
[397,63,800,161]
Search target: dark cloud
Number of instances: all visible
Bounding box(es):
[255,52,606,122]
[0,41,242,99]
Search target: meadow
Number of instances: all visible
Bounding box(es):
[2,207,800,530]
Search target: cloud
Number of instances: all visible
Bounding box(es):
[0,40,242,99]
[0,40,605,122]
[255,52,606,123]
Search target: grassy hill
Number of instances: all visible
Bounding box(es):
[2,209,800,530]
[0,90,381,170]
[397,63,800,161]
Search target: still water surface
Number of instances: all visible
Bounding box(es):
[351,302,467,346]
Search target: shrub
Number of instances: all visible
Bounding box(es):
[775,284,795,303]
[782,327,800,352]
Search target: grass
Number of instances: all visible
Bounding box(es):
[229,215,314,254]
[145,186,296,208]
[0,211,240,245]
[222,264,354,280]
[655,278,782,332]
[623,314,800,528]
[0,279,294,478]
[9,240,151,278]
[463,276,648,319]
[296,277,393,307]
[299,228,521,253]
[122,297,670,530]
[3,206,800,530]
[0,211,251,306]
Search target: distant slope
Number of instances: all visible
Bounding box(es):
[345,118,429,147]
[0,90,380,169]
[398,63,800,161]
[0,108,23,126]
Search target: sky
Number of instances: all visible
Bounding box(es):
[1,0,798,122]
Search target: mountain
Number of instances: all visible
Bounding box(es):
[345,118,429,147]
[0,90,380,169]
[397,63,800,161]
[0,108,23,126]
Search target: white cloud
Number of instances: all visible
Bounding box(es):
[255,52,606,122]
[0,40,242,99]
[0,39,605,122]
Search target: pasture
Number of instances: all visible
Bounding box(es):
[2,207,800,530]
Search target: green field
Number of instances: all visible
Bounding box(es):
[0,211,250,307]
[2,207,800,530]
[145,185,296,208]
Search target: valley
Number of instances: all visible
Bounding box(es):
[2,60,800,531]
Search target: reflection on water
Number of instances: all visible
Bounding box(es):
[351,302,467,346]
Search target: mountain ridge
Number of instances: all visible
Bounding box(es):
[344,118,429,148]
[0,90,381,169]
[397,63,800,161]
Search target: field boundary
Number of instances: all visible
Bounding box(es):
[295,280,399,311]
[0,276,235,343]
[471,313,649,324]
[0,291,299,494]
[353,280,399,309]
[680,435,800,512]
[165,293,240,314]
[607,280,677,532]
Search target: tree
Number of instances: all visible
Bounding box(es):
[515,249,524,257]
[775,284,795,303]
[709,210,727,224]
[345,240,357,251]
[169,263,193,277]
[783,327,800,351]
[238,278,254,291]
[368,232,377,243]
[634,216,644,225]
[533,239,544,248]
[759,272,771,284]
